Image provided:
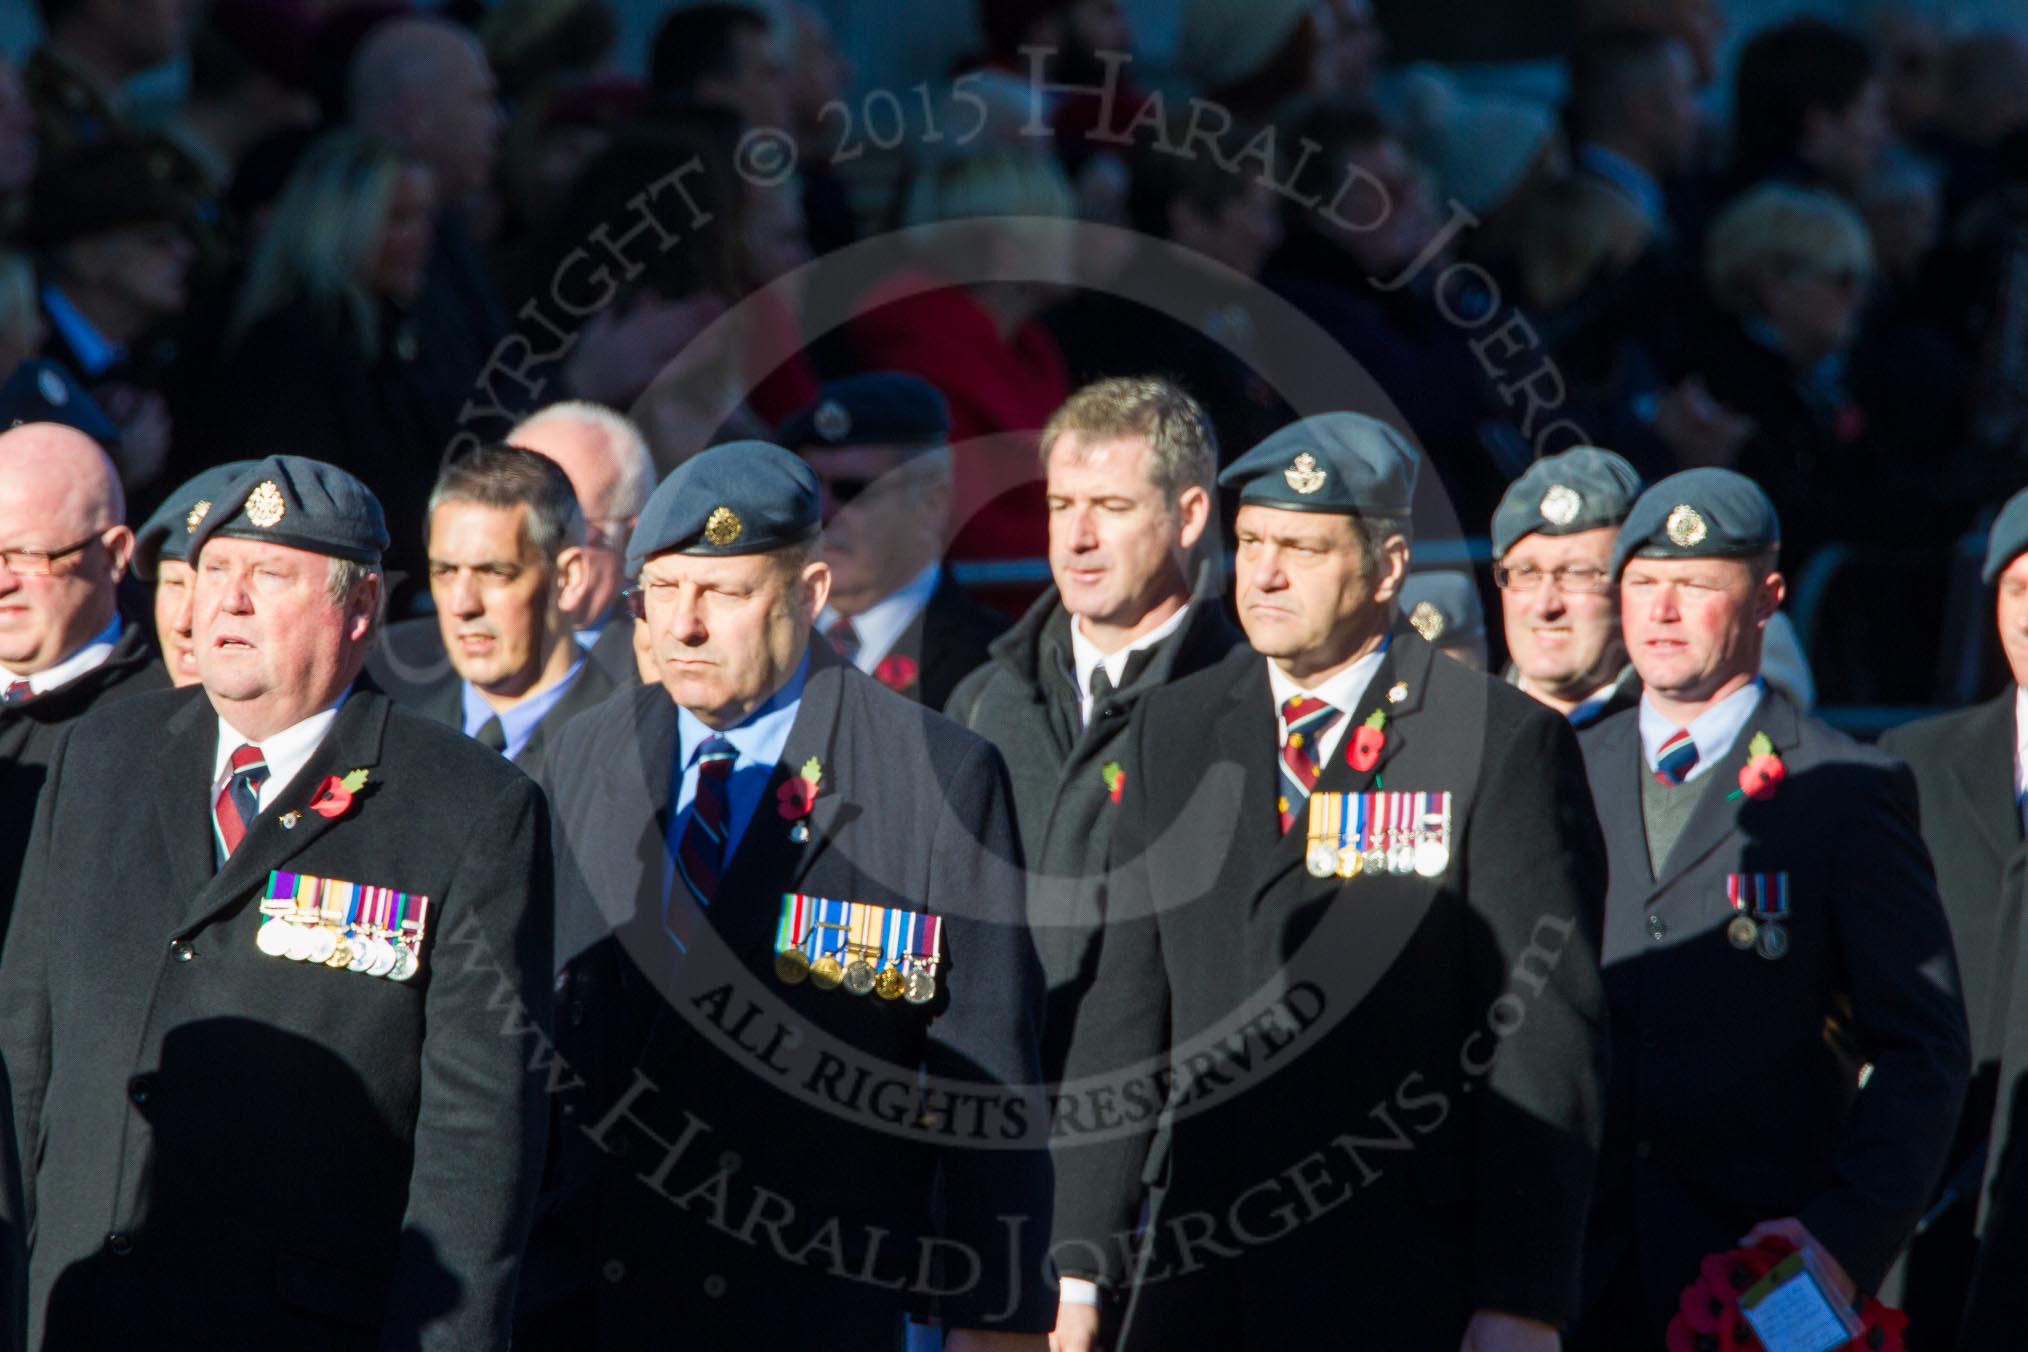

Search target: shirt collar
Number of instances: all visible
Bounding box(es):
[213,694,348,804]
[1068,602,1192,702]
[676,650,809,772]
[461,657,585,761]
[41,284,125,377]
[2014,686,2028,799]
[819,561,941,672]
[1638,677,1766,781]
[10,614,120,696]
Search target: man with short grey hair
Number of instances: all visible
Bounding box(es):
[950,376,1240,1096]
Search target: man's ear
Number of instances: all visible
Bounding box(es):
[552,546,591,617]
[800,558,832,622]
[347,572,384,644]
[101,525,135,581]
[1174,486,1212,554]
[1369,534,1413,606]
[1754,569,1787,629]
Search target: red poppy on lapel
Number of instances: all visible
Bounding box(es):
[1101,761,1124,803]
[1735,732,1785,801]
[874,654,919,692]
[778,755,822,820]
[1347,710,1387,773]
[309,768,371,820]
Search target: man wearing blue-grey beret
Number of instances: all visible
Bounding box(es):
[1572,467,1969,1347]
[523,441,1054,1350]
[1049,412,1609,1352]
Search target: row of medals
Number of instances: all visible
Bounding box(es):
[1306,820,1451,880]
[257,916,421,980]
[776,946,937,1004]
[1726,912,1790,960]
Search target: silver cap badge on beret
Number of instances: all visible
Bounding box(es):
[1409,600,1445,641]
[813,399,851,442]
[1284,452,1327,495]
[704,506,744,547]
[185,500,211,533]
[245,481,287,529]
[1665,504,1707,548]
[1540,484,1582,526]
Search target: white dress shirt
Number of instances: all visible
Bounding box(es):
[212,700,345,813]
[1067,604,1192,726]
[8,615,120,696]
[1637,678,1765,783]
[819,561,940,672]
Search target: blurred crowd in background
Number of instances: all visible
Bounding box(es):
[5,0,2028,717]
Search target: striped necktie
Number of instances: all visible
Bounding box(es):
[1655,728,1699,786]
[213,744,270,860]
[3,680,31,705]
[675,736,739,903]
[825,616,860,664]
[1278,695,1343,834]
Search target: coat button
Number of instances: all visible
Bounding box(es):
[128,1076,153,1106]
[169,939,195,962]
[106,1233,133,1256]
[702,1274,727,1298]
[1645,914,1665,940]
[601,1259,625,1284]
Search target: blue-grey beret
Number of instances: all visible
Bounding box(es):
[627,440,821,575]
[1491,446,1644,558]
[777,373,951,452]
[186,455,390,566]
[134,460,256,581]
[0,359,120,446]
[1217,413,1419,516]
[1982,485,2028,584]
[1609,468,1781,578]
[1399,570,1485,648]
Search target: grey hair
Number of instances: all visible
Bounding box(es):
[509,400,656,520]
[326,558,388,641]
[1039,377,1219,507]
[426,444,587,564]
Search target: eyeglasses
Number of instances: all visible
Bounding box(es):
[1492,562,1614,595]
[0,533,102,577]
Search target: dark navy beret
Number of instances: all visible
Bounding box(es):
[0,359,120,445]
[1982,485,2028,584]
[187,455,390,565]
[1218,413,1419,516]
[134,460,257,581]
[1399,571,1485,648]
[777,373,951,452]
[627,440,821,574]
[1491,446,1644,558]
[1610,468,1781,578]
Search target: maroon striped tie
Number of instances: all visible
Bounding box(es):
[213,744,269,859]
[3,680,31,705]
[1278,696,1342,834]
[675,737,738,904]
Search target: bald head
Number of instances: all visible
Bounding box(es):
[348,17,500,198]
[509,402,654,626]
[0,423,135,674]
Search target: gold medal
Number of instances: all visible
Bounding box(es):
[810,955,845,990]
[843,959,875,995]
[1336,845,1362,878]
[1726,914,1759,949]
[1756,923,1789,960]
[874,967,906,1000]
[326,937,354,969]
[775,948,812,984]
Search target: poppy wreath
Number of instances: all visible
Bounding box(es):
[1664,1237,1907,1352]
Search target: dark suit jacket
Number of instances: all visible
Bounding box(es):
[369,617,636,727]
[865,567,1008,713]
[519,647,1053,1349]
[1577,690,1970,1337]
[1963,865,2028,1349]
[0,686,552,1352]
[947,576,1241,1080]
[0,619,168,941]
[372,636,619,783]
[1050,625,1610,1348]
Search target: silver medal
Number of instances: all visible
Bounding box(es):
[1413,837,1450,878]
[256,919,292,957]
[1306,841,1339,878]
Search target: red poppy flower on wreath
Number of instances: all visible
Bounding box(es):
[874,654,918,692]
[1666,1236,1907,1352]
[1736,731,1786,801]
[308,768,371,820]
[777,755,823,820]
[1347,710,1387,773]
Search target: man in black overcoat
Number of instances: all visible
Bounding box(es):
[0,455,553,1351]
[1572,468,1970,1347]
[518,442,1054,1350]
[1048,413,1610,1352]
